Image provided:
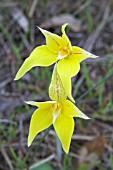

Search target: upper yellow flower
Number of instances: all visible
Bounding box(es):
[14,23,98,102]
[26,64,89,153]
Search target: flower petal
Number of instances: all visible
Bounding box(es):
[14,45,57,80]
[38,27,63,53]
[57,62,73,102]
[49,64,67,101]
[61,23,72,51]
[57,59,80,102]
[62,100,90,119]
[25,100,56,108]
[71,46,99,63]
[53,113,74,153]
[28,107,52,147]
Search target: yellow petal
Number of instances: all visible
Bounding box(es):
[28,106,52,147]
[71,46,99,63]
[57,62,73,102]
[25,100,56,108]
[49,64,67,101]
[61,23,72,51]
[67,54,80,77]
[57,59,80,102]
[14,45,57,80]
[62,100,90,119]
[38,27,63,53]
[53,113,74,153]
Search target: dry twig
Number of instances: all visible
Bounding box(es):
[0,148,14,170]
[29,154,55,169]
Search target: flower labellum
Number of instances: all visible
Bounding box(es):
[49,63,74,102]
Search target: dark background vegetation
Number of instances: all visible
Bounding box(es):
[0,0,113,169]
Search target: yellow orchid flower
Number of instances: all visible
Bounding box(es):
[14,23,98,101]
[26,99,89,153]
[26,63,89,153]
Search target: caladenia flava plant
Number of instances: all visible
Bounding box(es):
[14,23,98,153]
[14,23,98,102]
[25,64,90,153]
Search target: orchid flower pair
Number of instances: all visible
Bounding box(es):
[15,24,98,153]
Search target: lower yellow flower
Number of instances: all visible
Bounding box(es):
[26,100,89,153]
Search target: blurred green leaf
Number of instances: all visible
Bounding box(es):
[77,161,100,170]
[31,163,52,170]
